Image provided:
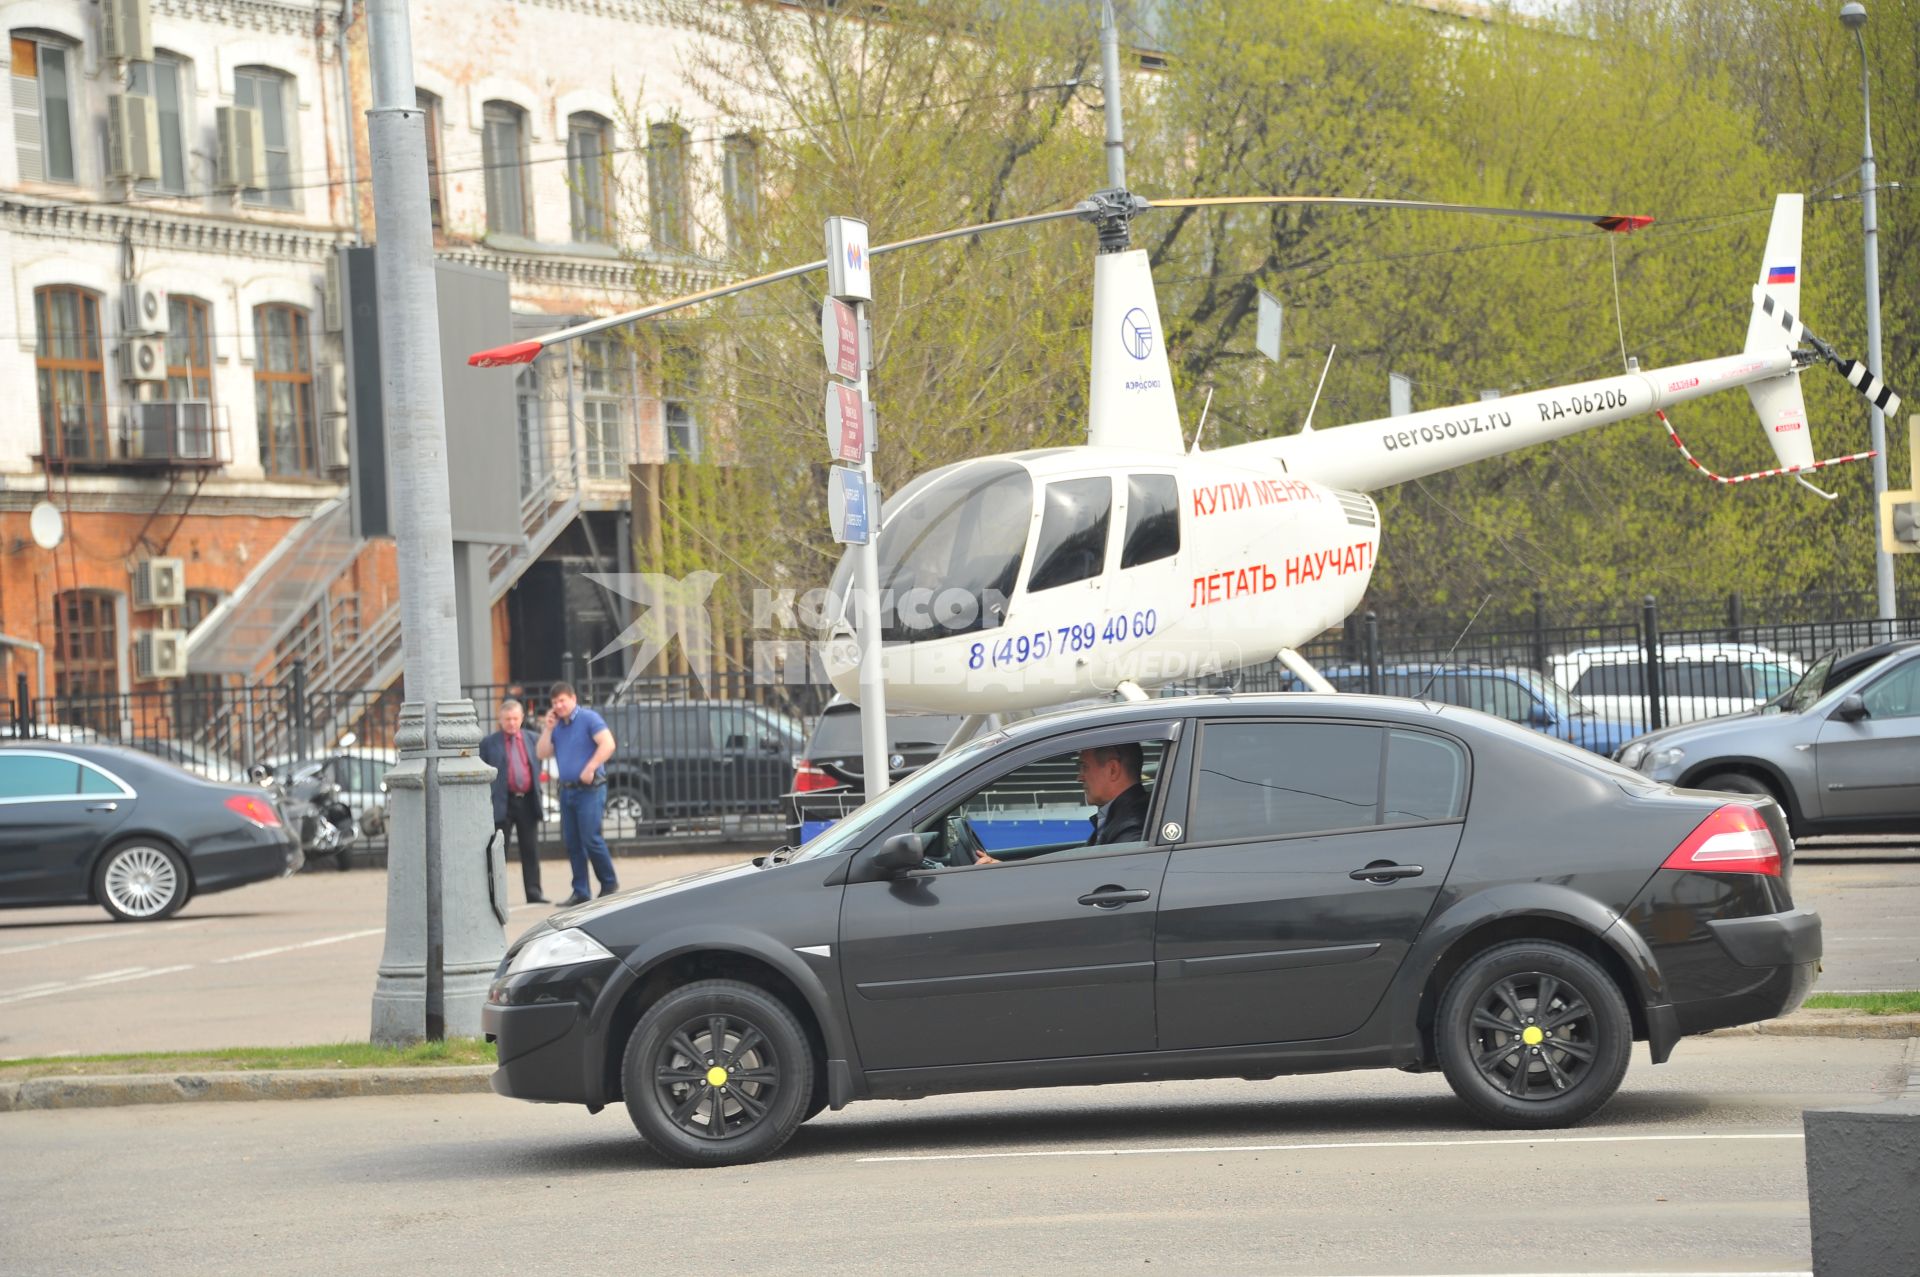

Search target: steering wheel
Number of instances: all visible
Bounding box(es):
[941,812,987,867]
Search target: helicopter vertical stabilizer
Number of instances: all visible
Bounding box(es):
[1088,249,1185,453]
[1742,194,1814,470]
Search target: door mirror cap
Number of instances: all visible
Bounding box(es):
[869,832,933,876]
[1834,693,1870,722]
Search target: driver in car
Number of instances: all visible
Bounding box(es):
[969,743,1151,866]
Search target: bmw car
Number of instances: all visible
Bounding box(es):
[0,743,302,921]
[484,694,1818,1167]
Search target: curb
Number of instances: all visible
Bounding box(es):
[0,1064,493,1114]
[1705,1009,1920,1040]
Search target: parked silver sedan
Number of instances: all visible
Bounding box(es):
[1616,638,1920,835]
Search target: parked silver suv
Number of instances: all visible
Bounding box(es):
[1616,639,1920,835]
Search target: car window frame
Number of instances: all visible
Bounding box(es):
[1857,654,1920,721]
[1179,716,1470,852]
[0,749,136,804]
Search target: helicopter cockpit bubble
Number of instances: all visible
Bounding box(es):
[826,459,1033,645]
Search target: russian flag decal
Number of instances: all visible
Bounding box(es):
[1766,265,1796,284]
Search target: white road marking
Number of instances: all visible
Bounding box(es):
[212,927,384,965]
[0,980,66,998]
[856,1130,1806,1164]
[0,920,207,957]
[0,964,195,1006]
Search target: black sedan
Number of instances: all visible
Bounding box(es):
[0,743,302,922]
[484,694,1819,1167]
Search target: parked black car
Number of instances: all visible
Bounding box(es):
[782,698,966,843]
[0,743,302,921]
[485,694,1819,1166]
[597,701,805,832]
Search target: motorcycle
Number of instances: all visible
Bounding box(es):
[249,734,362,871]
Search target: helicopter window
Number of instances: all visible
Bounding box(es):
[873,460,1032,642]
[1121,474,1180,569]
[1027,477,1112,592]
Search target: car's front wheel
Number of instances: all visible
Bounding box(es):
[1436,940,1631,1128]
[94,840,191,923]
[621,979,815,1167]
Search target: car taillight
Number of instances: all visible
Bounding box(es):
[791,761,838,793]
[1661,804,1780,876]
[226,793,283,829]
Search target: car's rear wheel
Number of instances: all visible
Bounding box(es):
[94,841,191,923]
[1696,772,1792,834]
[621,979,814,1167]
[1436,940,1631,1128]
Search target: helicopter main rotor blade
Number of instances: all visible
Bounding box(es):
[468,207,1085,367]
[1145,194,1652,233]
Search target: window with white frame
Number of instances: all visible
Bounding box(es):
[581,338,625,480]
[663,343,701,463]
[10,32,76,183]
[234,67,296,208]
[647,122,689,252]
[483,101,529,237]
[568,112,612,243]
[130,54,188,194]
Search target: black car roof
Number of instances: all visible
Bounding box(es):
[996,691,1455,742]
[1833,637,1920,681]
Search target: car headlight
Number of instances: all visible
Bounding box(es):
[502,927,614,977]
[1648,746,1686,773]
[1617,742,1648,770]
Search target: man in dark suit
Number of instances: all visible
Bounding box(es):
[1079,742,1150,845]
[480,698,547,904]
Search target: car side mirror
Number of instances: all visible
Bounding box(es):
[869,832,933,877]
[1527,703,1554,727]
[1834,694,1869,722]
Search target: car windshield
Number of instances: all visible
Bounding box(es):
[788,732,1005,862]
[1774,651,1838,714]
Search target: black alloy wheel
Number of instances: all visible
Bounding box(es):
[1436,940,1632,1129]
[621,979,814,1167]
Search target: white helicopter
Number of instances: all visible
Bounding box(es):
[472,188,1901,717]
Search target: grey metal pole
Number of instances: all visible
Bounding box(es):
[366,0,503,1044]
[1842,4,1895,619]
[852,303,890,797]
[1100,2,1126,190]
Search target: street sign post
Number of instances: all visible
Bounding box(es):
[825,382,866,464]
[824,214,889,796]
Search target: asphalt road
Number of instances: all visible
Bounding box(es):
[0,1035,1907,1275]
[1,852,1915,1060]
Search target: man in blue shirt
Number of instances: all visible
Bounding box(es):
[536,682,619,906]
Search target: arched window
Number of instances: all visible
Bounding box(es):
[647,122,689,251]
[167,296,213,402]
[722,132,760,252]
[10,32,76,183]
[482,101,529,236]
[55,590,120,726]
[416,89,444,232]
[34,285,107,462]
[568,112,612,242]
[234,66,296,208]
[129,52,190,194]
[253,304,317,476]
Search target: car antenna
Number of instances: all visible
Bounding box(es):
[1415,593,1493,702]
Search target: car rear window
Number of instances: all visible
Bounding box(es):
[0,754,84,798]
[1191,722,1382,841]
[1383,730,1467,823]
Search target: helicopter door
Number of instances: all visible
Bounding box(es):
[1101,473,1182,687]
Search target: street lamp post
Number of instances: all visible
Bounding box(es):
[1840,2,1895,620]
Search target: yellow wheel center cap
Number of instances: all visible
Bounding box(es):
[706,1065,729,1087]
[1521,1025,1545,1046]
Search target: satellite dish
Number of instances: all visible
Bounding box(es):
[28,502,64,550]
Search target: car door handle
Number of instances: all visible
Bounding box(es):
[1078,887,1152,908]
[1350,862,1423,883]
[86,802,119,813]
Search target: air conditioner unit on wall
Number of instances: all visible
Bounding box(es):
[119,335,167,383]
[135,628,189,680]
[107,93,163,182]
[102,0,154,62]
[122,280,168,336]
[133,557,186,608]
[126,401,215,461]
[216,106,266,190]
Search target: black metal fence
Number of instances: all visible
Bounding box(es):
[4,589,1916,860]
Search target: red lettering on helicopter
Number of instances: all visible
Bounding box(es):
[1282,540,1375,587]
[1191,542,1373,606]
[1189,477,1318,517]
[1667,376,1700,393]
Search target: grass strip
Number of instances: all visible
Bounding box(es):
[0,1037,495,1082]
[1803,991,1920,1016]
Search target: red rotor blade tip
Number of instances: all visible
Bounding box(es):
[468,339,543,368]
[1593,214,1654,234]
